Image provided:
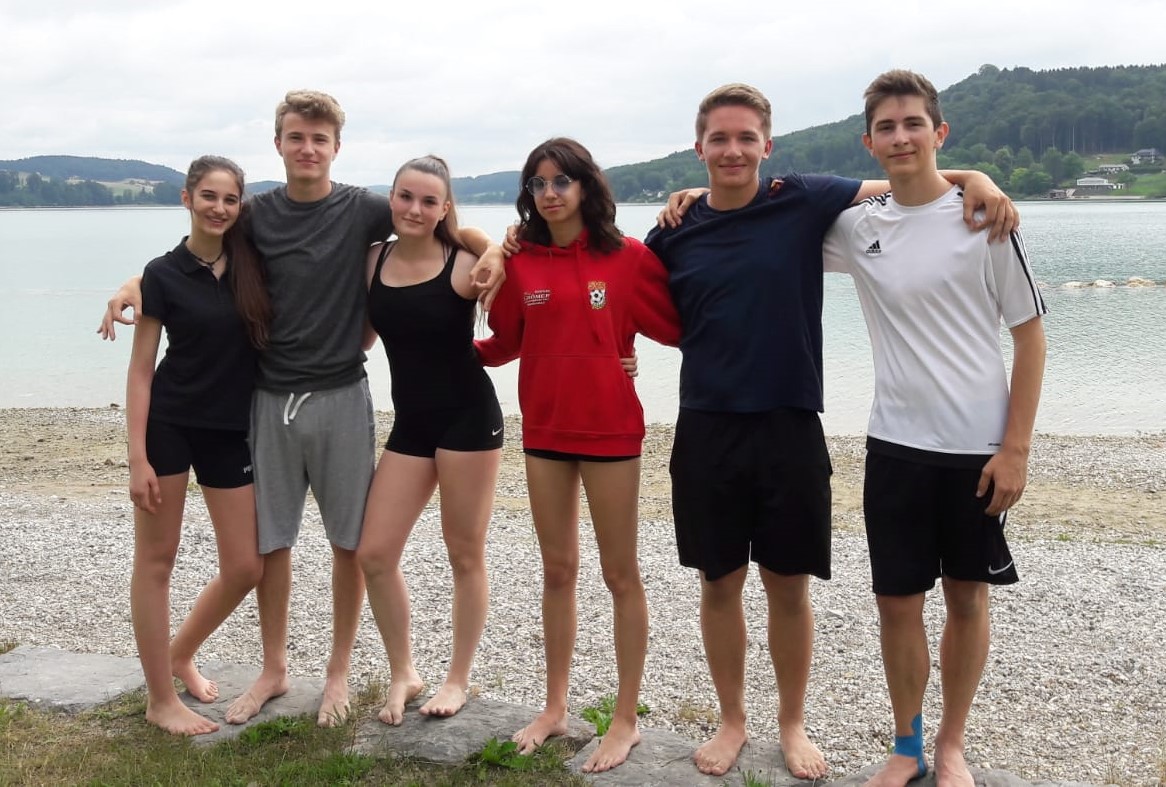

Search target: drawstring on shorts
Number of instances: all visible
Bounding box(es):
[282,392,312,425]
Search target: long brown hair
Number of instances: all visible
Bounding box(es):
[184,156,272,349]
[515,137,623,254]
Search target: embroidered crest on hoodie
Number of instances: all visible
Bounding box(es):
[588,281,607,310]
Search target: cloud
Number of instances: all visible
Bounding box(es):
[3,0,1163,183]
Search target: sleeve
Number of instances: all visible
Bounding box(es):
[474,260,524,367]
[360,189,394,244]
[988,228,1048,328]
[798,173,863,219]
[140,262,166,322]
[822,204,862,275]
[630,242,681,347]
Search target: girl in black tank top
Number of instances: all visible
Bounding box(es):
[356,156,502,724]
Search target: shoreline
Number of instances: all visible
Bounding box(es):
[1,408,1164,784]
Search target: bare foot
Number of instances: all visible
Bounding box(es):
[378,676,425,726]
[780,723,829,780]
[864,754,928,787]
[934,740,974,787]
[172,658,218,703]
[317,673,351,727]
[512,707,569,755]
[225,669,288,725]
[419,681,469,718]
[582,716,641,773]
[146,697,219,736]
[694,722,747,776]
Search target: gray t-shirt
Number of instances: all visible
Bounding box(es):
[247,183,393,391]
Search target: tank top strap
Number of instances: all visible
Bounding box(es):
[372,241,395,282]
[443,243,458,272]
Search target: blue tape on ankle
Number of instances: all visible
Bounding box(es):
[893,713,926,777]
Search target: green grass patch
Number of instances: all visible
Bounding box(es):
[0,693,588,786]
[0,639,16,655]
[579,694,650,736]
[1124,171,1166,198]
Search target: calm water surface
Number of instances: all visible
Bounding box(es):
[2,201,1163,435]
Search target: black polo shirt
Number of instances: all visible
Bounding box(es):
[140,240,257,431]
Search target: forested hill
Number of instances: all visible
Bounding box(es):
[607,63,1166,199]
[0,155,186,185]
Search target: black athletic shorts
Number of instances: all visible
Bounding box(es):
[670,407,832,582]
[145,418,252,489]
[386,399,504,458]
[863,443,1020,596]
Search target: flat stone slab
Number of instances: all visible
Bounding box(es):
[0,647,1101,786]
[350,695,594,764]
[179,661,326,746]
[829,763,1090,787]
[0,645,143,713]
[571,730,800,786]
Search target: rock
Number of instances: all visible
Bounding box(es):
[0,645,143,713]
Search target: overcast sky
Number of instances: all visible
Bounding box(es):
[3,1,1162,185]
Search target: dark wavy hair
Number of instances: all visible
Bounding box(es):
[184,156,272,349]
[515,137,623,254]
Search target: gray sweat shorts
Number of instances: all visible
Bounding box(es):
[250,378,376,554]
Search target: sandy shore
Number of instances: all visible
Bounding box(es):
[1,408,1164,784]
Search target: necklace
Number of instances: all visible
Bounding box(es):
[189,248,224,268]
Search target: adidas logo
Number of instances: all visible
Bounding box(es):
[865,240,882,255]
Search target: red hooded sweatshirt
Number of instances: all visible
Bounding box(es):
[476,231,681,456]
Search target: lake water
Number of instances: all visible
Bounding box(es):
[1,201,1164,435]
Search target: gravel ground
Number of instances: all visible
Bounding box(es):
[1,408,1164,785]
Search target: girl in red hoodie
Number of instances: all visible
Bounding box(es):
[476,137,680,773]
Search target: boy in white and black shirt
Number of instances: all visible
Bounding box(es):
[822,70,1047,787]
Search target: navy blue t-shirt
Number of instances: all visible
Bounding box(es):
[140,241,258,430]
[644,174,860,413]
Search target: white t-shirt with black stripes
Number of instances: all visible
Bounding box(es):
[823,185,1047,455]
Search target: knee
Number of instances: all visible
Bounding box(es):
[943,581,988,620]
[542,558,578,591]
[134,550,177,581]
[356,543,391,579]
[760,572,809,616]
[600,561,643,599]
[876,594,925,626]
[445,546,485,579]
[222,557,264,594]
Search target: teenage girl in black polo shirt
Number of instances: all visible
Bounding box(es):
[125,156,271,735]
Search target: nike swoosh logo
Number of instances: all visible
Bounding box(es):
[491,427,503,436]
[987,561,1014,575]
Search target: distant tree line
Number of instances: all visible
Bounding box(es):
[0,171,181,207]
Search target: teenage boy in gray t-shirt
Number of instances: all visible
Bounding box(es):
[101,90,504,728]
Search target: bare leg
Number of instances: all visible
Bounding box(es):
[225,547,291,724]
[131,473,218,735]
[578,459,645,773]
[758,569,828,780]
[419,447,501,718]
[317,542,365,727]
[357,450,436,725]
[934,579,989,787]
[693,565,749,776]
[512,456,580,754]
[864,592,929,787]
[170,484,263,703]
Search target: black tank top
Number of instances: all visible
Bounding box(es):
[367,242,496,413]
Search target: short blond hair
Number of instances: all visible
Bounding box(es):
[275,90,346,141]
[695,83,772,140]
